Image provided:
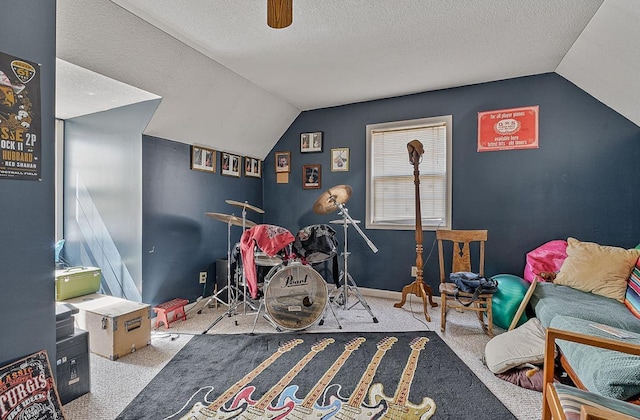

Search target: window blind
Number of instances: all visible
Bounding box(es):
[371,123,447,226]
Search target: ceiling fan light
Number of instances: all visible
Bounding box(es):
[267,0,293,29]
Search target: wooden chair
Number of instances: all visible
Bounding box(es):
[437,229,493,336]
[542,328,640,420]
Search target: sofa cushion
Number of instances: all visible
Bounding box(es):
[550,315,640,401]
[624,256,640,319]
[554,238,640,302]
[532,282,640,334]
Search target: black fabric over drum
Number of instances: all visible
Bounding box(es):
[293,224,340,286]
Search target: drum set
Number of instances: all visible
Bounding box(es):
[201,185,378,334]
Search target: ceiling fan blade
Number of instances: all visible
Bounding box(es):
[267,0,293,29]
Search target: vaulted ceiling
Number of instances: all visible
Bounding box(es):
[56,0,639,159]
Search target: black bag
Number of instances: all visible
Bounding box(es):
[450,271,498,306]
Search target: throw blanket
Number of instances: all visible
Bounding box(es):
[240,225,294,298]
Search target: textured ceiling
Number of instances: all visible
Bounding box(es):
[56,0,640,159]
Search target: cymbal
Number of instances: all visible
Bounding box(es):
[329,219,360,225]
[205,212,256,228]
[313,184,352,215]
[225,199,265,214]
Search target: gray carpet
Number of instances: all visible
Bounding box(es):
[116,331,516,420]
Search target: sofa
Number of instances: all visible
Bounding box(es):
[541,328,640,420]
[529,238,640,402]
[484,237,640,403]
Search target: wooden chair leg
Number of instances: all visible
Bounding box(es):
[440,293,447,332]
[487,298,493,337]
[475,302,483,322]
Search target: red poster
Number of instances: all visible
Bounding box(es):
[477,106,539,152]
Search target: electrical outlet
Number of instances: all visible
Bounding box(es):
[199,271,207,284]
[411,266,417,277]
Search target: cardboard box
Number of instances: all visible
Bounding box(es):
[55,266,101,300]
[63,293,151,360]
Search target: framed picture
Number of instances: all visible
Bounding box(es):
[220,152,241,177]
[303,164,322,189]
[331,147,349,172]
[275,151,291,173]
[245,157,262,178]
[300,132,323,153]
[190,145,216,173]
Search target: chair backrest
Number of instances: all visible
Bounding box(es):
[436,229,488,283]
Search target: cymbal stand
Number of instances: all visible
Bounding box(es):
[330,201,379,323]
[240,206,250,315]
[202,218,240,334]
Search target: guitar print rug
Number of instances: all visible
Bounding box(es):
[116,332,515,420]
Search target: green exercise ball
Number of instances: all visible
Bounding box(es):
[490,274,530,330]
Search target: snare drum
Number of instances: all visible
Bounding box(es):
[263,262,328,331]
[292,224,338,264]
[254,251,283,267]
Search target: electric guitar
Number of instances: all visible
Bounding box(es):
[369,336,436,419]
[278,337,367,419]
[229,338,335,420]
[331,336,398,420]
[179,339,303,420]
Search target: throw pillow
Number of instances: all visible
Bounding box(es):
[624,256,640,319]
[484,318,549,374]
[554,238,640,303]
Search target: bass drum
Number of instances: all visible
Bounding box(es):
[263,262,328,331]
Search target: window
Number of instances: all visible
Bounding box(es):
[366,115,452,230]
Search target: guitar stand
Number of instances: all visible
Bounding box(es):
[326,203,378,324]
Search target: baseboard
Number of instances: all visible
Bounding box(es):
[348,287,443,305]
[183,287,441,315]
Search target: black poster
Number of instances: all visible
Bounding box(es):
[0,51,41,181]
[0,350,64,420]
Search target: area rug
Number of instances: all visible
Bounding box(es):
[116,332,515,419]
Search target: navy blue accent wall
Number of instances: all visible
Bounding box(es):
[0,1,56,364]
[264,73,640,292]
[142,136,264,305]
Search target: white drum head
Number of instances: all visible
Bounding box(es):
[264,263,328,331]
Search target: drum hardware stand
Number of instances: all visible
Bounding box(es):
[225,199,265,316]
[329,201,379,323]
[202,217,242,334]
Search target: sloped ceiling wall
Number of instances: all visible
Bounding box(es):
[56,0,300,159]
[557,0,640,127]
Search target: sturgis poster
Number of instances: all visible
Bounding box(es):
[0,350,64,420]
[0,51,41,181]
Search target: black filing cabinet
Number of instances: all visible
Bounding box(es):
[56,329,90,404]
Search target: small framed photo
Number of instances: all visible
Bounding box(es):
[275,151,291,173]
[331,147,349,172]
[245,157,262,178]
[190,146,216,173]
[221,152,241,177]
[300,132,323,153]
[303,164,322,189]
